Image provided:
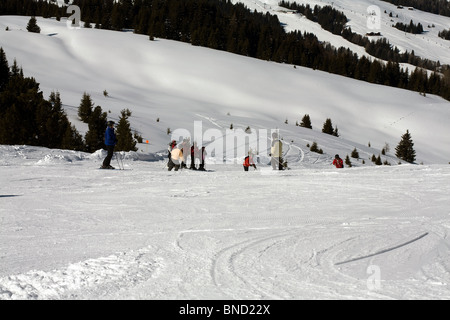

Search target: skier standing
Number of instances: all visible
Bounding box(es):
[101,121,117,169]
[198,146,207,171]
[270,132,283,170]
[190,142,199,170]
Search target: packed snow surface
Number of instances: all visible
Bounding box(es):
[0,146,449,300]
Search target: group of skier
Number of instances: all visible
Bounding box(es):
[167,138,207,171]
[101,121,344,171]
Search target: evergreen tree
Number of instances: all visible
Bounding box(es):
[333,126,339,137]
[35,93,62,148]
[27,16,41,33]
[62,124,85,151]
[0,48,9,91]
[84,106,107,152]
[395,129,416,163]
[115,108,137,152]
[322,118,334,135]
[300,114,312,129]
[78,92,94,122]
[43,91,84,150]
[0,66,42,145]
[0,50,84,150]
[375,155,382,165]
[351,148,359,159]
[345,155,352,167]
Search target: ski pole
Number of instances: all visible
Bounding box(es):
[115,152,120,169]
[115,152,123,170]
[119,152,124,169]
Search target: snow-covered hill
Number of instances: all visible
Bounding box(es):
[0,15,449,165]
[237,0,450,66]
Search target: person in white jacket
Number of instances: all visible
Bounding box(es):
[168,146,185,171]
[270,132,283,170]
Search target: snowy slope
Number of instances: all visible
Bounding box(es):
[0,16,449,165]
[237,0,450,66]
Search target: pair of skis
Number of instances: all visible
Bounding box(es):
[99,152,124,170]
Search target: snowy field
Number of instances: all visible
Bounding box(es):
[0,145,449,300]
[1,1,450,301]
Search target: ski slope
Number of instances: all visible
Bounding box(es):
[0,145,449,300]
[1,16,449,165]
[0,9,450,301]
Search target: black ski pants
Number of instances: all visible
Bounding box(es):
[103,145,115,167]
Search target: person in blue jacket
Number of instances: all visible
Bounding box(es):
[101,121,118,169]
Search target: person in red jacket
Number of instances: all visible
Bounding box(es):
[243,153,257,171]
[332,154,344,168]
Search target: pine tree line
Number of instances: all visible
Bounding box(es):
[2,0,450,101]
[394,20,424,34]
[0,48,138,152]
[0,48,84,150]
[379,0,450,17]
[0,0,64,18]
[279,2,443,72]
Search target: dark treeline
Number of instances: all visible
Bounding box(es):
[380,0,450,17]
[0,48,85,150]
[1,0,449,101]
[0,0,64,18]
[72,0,450,100]
[394,20,424,34]
[0,47,138,152]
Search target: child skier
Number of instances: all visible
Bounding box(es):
[168,146,184,171]
[243,152,257,171]
[332,154,344,168]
